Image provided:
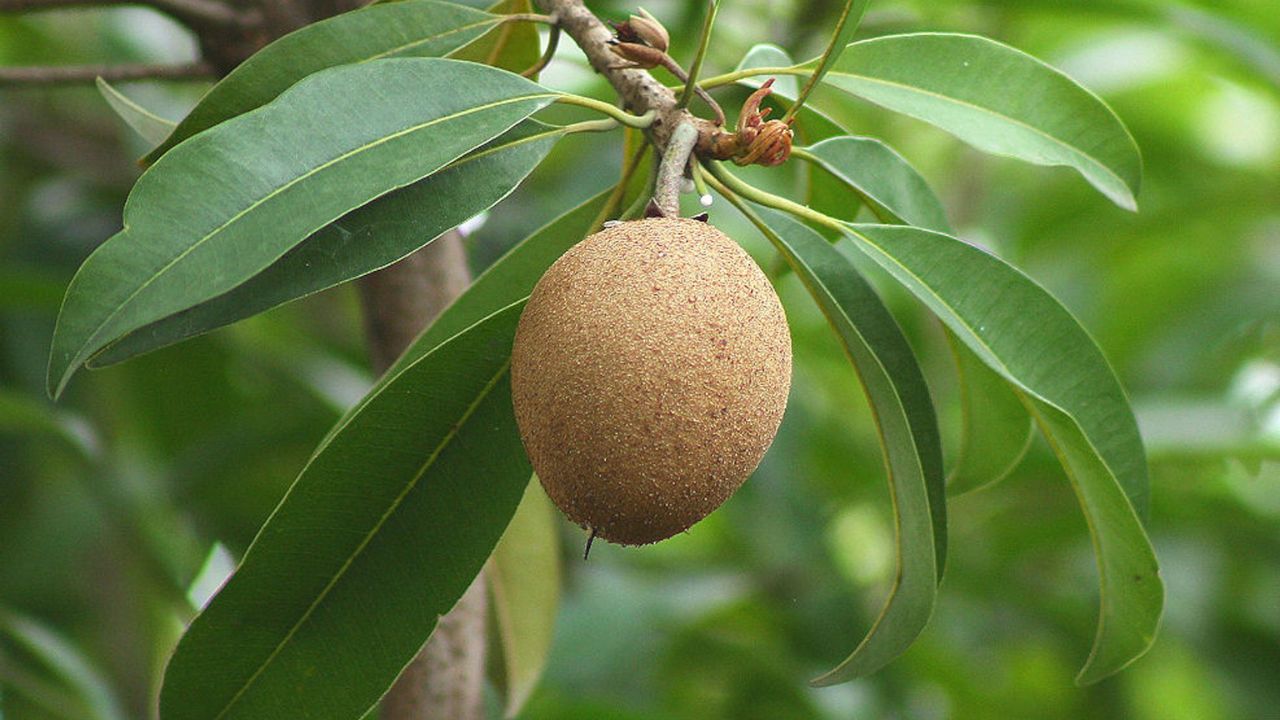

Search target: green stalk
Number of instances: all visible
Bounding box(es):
[783,0,868,122]
[555,95,657,128]
[591,138,653,230]
[676,0,721,111]
[702,160,845,232]
[691,65,806,92]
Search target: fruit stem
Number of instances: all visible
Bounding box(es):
[653,120,699,217]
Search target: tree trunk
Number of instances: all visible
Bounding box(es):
[355,233,487,720]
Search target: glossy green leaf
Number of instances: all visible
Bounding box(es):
[90,120,564,368]
[800,136,953,233]
[451,0,541,75]
[820,33,1142,210]
[143,0,497,163]
[49,58,555,397]
[379,176,641,382]
[488,479,561,718]
[95,78,176,147]
[787,0,871,118]
[731,203,944,684]
[159,301,532,720]
[733,44,846,141]
[0,608,125,720]
[840,222,1161,682]
[945,333,1034,495]
[324,189,609,479]
[735,43,800,97]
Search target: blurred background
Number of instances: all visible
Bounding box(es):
[1,0,1277,718]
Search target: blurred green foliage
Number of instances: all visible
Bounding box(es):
[2,0,1277,718]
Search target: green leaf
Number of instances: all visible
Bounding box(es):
[734,43,800,97]
[48,58,555,397]
[799,136,953,233]
[786,0,871,119]
[451,0,541,74]
[89,119,564,368]
[324,188,609,481]
[0,608,125,720]
[820,33,1142,210]
[95,78,176,147]
[733,44,846,140]
[945,333,1034,495]
[840,222,1161,683]
[732,204,945,684]
[379,182,628,382]
[488,479,561,718]
[159,301,532,720]
[143,0,497,163]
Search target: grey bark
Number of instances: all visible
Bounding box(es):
[356,233,486,720]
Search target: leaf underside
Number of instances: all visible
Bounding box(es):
[820,33,1142,210]
[839,222,1160,682]
[729,201,945,685]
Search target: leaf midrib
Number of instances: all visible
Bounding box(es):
[826,69,1132,193]
[744,207,935,683]
[211,358,513,720]
[1022,397,1158,681]
[80,94,552,366]
[843,224,1142,516]
[784,251,934,673]
[370,16,500,62]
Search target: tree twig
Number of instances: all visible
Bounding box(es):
[0,61,215,86]
[354,235,486,720]
[536,0,728,153]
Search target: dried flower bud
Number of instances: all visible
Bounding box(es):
[610,9,669,52]
[731,79,793,167]
[629,9,669,51]
[734,119,794,167]
[607,40,666,70]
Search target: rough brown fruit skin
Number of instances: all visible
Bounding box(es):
[510,217,792,545]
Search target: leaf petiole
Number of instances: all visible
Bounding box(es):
[676,0,721,111]
[554,94,657,128]
[688,65,806,92]
[702,159,844,232]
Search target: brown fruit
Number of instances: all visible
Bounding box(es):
[510,217,792,545]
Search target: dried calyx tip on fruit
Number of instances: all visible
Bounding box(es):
[511,218,792,546]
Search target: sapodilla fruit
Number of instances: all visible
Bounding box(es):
[510,217,792,545]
